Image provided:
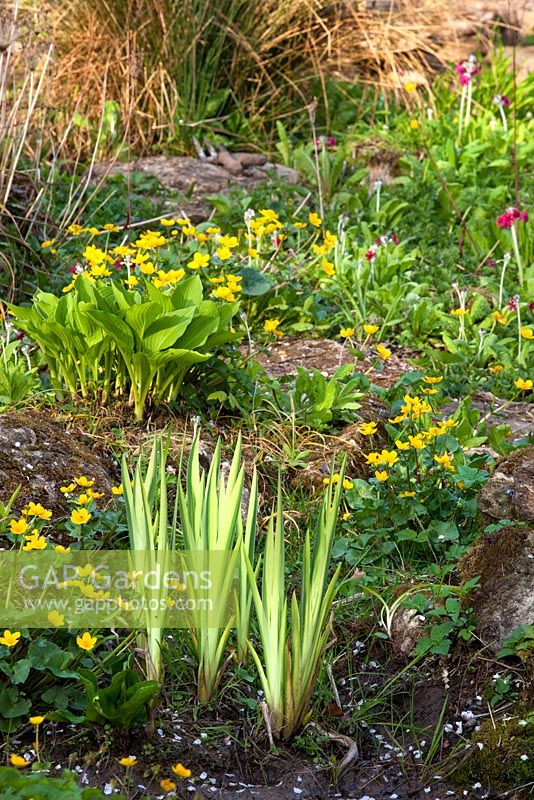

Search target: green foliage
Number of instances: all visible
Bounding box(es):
[498,625,534,660]
[0,337,40,410]
[78,667,160,727]
[246,470,344,740]
[0,768,123,800]
[9,274,238,420]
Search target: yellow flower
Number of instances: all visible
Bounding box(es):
[380,449,399,466]
[10,754,30,768]
[395,440,410,451]
[409,119,419,130]
[422,387,437,395]
[41,239,55,249]
[30,715,45,725]
[434,453,455,472]
[489,364,503,374]
[374,470,389,482]
[293,221,307,229]
[206,226,220,235]
[10,518,28,535]
[74,476,94,488]
[376,344,392,360]
[118,756,137,767]
[134,230,167,249]
[322,258,335,276]
[358,421,377,436]
[248,247,259,258]
[399,491,416,497]
[515,378,533,391]
[343,479,353,490]
[308,212,322,227]
[0,630,21,647]
[22,502,52,520]
[60,483,76,494]
[450,308,467,317]
[423,376,443,384]
[323,473,341,486]
[87,489,104,500]
[171,763,192,778]
[342,511,350,521]
[363,324,379,335]
[408,434,425,450]
[218,235,238,248]
[54,545,71,554]
[365,452,382,467]
[76,494,91,505]
[160,778,177,793]
[388,414,407,424]
[68,224,84,236]
[520,326,534,340]
[111,484,124,496]
[212,286,236,302]
[160,218,175,227]
[404,82,417,92]
[103,223,121,232]
[216,246,232,261]
[264,319,283,337]
[48,610,65,626]
[71,508,91,525]
[76,632,97,651]
[187,252,210,269]
[139,262,155,275]
[339,327,355,339]
[492,311,508,325]
[23,532,47,550]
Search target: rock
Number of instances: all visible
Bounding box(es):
[442,391,534,443]
[478,447,534,521]
[0,412,116,514]
[459,526,534,649]
[90,156,302,223]
[390,607,426,657]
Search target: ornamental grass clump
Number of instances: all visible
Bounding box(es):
[9,274,238,420]
[246,467,344,740]
[178,432,258,701]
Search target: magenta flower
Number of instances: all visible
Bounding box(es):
[497,207,529,229]
[493,94,511,108]
[365,248,377,262]
[507,296,519,312]
[455,56,481,85]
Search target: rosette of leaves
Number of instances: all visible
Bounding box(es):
[9,274,239,420]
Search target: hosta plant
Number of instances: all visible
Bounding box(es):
[9,274,238,420]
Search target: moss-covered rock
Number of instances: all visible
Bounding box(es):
[452,709,534,794]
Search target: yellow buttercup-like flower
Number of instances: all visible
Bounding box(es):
[76,632,97,651]
[187,252,210,269]
[216,245,232,261]
[112,484,124,495]
[10,754,30,768]
[171,763,192,778]
[376,344,392,360]
[74,476,95,488]
[404,82,417,92]
[363,324,379,335]
[264,319,283,337]
[48,610,65,627]
[450,308,467,317]
[160,778,177,792]
[339,327,355,339]
[71,508,92,525]
[374,470,389,482]
[308,212,322,227]
[10,518,28,535]
[358,421,377,436]
[520,326,534,340]
[60,482,76,493]
[399,491,416,497]
[0,629,21,647]
[22,502,52,520]
[118,756,137,767]
[30,715,45,725]
[515,378,533,391]
[423,376,443,385]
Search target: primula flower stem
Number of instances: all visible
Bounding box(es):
[458,84,466,140]
[516,303,523,365]
[510,223,524,286]
[498,253,510,308]
[465,81,473,130]
[498,104,508,133]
